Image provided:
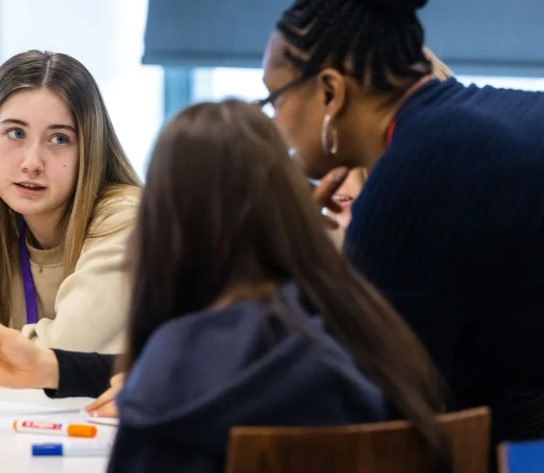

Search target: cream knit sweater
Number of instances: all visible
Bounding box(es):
[10,191,139,354]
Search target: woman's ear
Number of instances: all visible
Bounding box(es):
[317,68,348,119]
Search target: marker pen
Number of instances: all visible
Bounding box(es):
[13,420,97,438]
[32,442,112,457]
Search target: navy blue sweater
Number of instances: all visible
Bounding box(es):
[107,283,387,473]
[345,78,544,411]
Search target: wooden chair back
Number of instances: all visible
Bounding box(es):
[225,407,490,473]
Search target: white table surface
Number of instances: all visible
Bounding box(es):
[0,387,116,473]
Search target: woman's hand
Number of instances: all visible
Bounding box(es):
[312,167,349,229]
[0,324,59,389]
[84,373,124,418]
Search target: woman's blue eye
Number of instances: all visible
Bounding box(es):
[51,134,68,145]
[7,128,25,139]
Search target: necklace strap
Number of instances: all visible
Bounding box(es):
[18,218,39,325]
[386,121,396,146]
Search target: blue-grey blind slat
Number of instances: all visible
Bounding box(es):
[143,0,291,68]
[422,0,544,77]
[144,0,544,76]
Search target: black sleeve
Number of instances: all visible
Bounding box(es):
[44,350,118,399]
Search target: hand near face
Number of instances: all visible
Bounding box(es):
[0,323,59,389]
[312,167,349,229]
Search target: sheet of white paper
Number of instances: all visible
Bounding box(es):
[81,411,119,427]
[0,400,81,416]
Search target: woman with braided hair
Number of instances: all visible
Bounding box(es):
[260,0,544,444]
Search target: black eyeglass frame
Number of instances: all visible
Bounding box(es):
[253,74,317,109]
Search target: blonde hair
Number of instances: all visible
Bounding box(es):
[0,50,140,325]
[425,47,453,81]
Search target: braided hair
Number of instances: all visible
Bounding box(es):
[277,0,431,91]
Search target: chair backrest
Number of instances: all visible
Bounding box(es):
[498,439,544,473]
[225,407,490,473]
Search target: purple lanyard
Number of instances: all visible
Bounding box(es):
[18,219,38,324]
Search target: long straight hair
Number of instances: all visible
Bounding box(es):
[127,99,449,467]
[0,50,140,325]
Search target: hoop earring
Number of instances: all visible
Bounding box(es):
[321,114,338,157]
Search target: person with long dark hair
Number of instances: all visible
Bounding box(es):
[102,100,448,472]
[0,98,449,470]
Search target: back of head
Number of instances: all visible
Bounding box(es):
[128,99,450,470]
[277,0,431,91]
[128,99,316,352]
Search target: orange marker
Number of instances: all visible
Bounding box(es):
[13,420,97,438]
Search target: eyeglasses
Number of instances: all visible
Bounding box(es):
[253,75,314,117]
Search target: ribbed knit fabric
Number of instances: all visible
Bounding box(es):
[345,78,544,414]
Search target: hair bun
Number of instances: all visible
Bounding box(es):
[362,0,428,13]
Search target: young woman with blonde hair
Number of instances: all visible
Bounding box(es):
[0,50,140,353]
